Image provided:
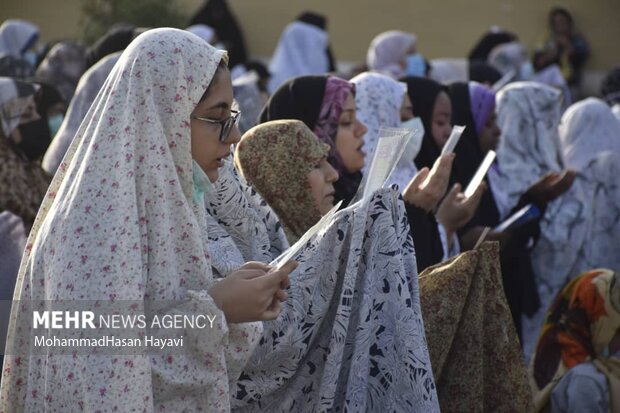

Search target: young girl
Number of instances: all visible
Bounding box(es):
[0,28,294,412]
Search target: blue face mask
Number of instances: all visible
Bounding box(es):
[405,53,426,77]
[192,160,215,204]
[22,50,37,68]
[47,114,64,138]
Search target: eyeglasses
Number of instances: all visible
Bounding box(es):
[191,110,241,142]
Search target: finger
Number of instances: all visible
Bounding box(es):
[234,269,271,280]
[407,167,429,191]
[275,289,288,302]
[464,182,486,209]
[431,154,454,178]
[260,261,298,288]
[446,183,462,201]
[261,299,282,320]
[273,260,298,276]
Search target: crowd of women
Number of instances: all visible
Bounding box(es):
[1,1,619,411]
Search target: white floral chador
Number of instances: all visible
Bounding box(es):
[0,28,261,412]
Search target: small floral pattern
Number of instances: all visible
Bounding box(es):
[419,242,534,412]
[1,28,261,412]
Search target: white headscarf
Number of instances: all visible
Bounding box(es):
[494,81,565,207]
[268,21,329,93]
[559,97,620,171]
[531,64,571,109]
[186,24,216,44]
[34,40,87,103]
[42,52,121,175]
[351,72,417,189]
[0,19,38,57]
[366,30,416,79]
[0,77,38,137]
[1,28,261,412]
[488,41,526,76]
[495,82,590,360]
[428,58,468,84]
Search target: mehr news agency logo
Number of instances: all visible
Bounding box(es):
[32,310,218,350]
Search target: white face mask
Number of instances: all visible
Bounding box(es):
[399,117,425,162]
[519,61,534,80]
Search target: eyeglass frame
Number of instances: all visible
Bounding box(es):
[191,109,241,142]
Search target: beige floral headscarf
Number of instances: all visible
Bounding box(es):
[235,119,330,243]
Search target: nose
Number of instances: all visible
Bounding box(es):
[227,124,242,145]
[354,118,368,138]
[326,162,339,183]
[494,124,502,139]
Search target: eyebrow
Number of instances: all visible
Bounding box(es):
[341,108,355,114]
[206,102,230,110]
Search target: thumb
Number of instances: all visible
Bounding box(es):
[446,183,462,201]
[240,261,273,272]
[263,261,298,286]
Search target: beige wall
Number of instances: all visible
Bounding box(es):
[2,0,619,70]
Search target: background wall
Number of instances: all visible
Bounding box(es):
[3,0,618,87]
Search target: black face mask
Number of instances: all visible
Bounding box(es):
[16,118,51,161]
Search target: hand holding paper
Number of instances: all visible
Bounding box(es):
[436,181,487,233]
[404,154,454,211]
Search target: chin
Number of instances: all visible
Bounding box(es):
[206,170,219,182]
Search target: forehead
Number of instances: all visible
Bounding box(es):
[434,91,452,112]
[193,67,233,110]
[342,91,355,109]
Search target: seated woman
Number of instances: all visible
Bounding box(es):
[530,269,620,413]
[494,82,591,357]
[267,16,332,93]
[366,30,427,79]
[232,119,439,411]
[448,81,553,336]
[351,71,484,270]
[558,98,620,273]
[235,120,337,243]
[0,28,295,411]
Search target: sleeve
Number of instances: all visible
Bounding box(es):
[437,223,460,260]
[151,290,262,411]
[550,365,609,413]
[405,202,444,272]
[206,161,273,263]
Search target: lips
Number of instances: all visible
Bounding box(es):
[357,143,366,156]
[214,152,230,167]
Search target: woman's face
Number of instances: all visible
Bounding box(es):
[431,91,452,149]
[478,109,501,153]
[307,158,339,215]
[191,67,241,181]
[335,92,367,173]
[400,93,414,121]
